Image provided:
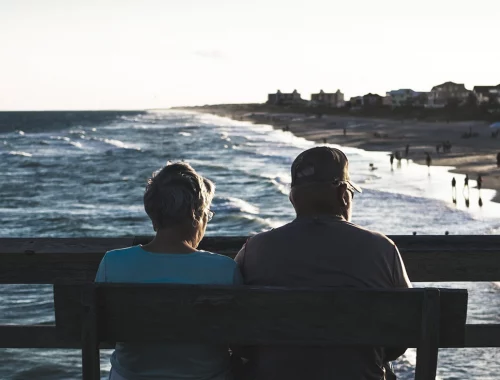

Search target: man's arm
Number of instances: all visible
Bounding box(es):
[392,245,412,288]
[385,244,412,362]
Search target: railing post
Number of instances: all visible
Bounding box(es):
[415,288,440,380]
[81,284,100,380]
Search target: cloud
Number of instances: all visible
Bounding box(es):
[193,49,226,60]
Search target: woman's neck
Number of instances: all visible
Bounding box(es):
[141,229,197,254]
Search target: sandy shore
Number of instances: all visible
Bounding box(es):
[181,106,500,202]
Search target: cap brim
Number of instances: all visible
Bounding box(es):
[347,180,362,193]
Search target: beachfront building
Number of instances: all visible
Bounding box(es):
[362,93,383,107]
[267,90,305,106]
[349,96,364,108]
[310,90,345,108]
[382,96,392,107]
[473,85,500,105]
[386,89,416,107]
[427,81,469,107]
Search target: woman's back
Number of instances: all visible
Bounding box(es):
[96,245,241,380]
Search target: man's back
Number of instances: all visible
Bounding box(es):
[235,215,411,380]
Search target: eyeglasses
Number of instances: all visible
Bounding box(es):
[207,210,215,222]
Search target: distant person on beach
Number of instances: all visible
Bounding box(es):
[477,175,483,190]
[464,174,469,189]
[235,147,411,380]
[425,152,432,167]
[452,177,457,204]
[343,127,347,136]
[405,144,410,158]
[390,153,394,167]
[96,162,241,380]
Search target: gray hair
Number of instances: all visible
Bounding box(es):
[144,162,215,229]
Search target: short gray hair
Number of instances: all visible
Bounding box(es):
[144,162,215,229]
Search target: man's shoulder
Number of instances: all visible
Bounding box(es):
[249,220,395,250]
[343,221,395,247]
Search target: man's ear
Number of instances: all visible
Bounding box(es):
[338,184,348,206]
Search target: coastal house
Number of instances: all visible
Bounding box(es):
[310,90,345,108]
[267,90,304,106]
[473,85,500,104]
[386,89,416,107]
[349,96,364,108]
[427,82,469,107]
[362,93,383,107]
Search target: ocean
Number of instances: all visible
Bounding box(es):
[1,110,499,379]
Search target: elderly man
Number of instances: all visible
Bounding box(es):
[235,146,411,380]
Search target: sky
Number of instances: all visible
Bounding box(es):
[0,0,499,110]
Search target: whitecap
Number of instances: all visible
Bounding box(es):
[220,197,260,215]
[178,132,192,137]
[8,151,32,157]
[103,139,129,148]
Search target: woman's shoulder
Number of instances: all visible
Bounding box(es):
[195,250,237,265]
[103,246,142,260]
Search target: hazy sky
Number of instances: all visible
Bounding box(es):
[1,0,499,110]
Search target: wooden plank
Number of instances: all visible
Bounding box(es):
[465,324,500,347]
[81,285,100,380]
[1,236,500,283]
[0,325,76,348]
[54,285,467,348]
[0,238,134,284]
[0,325,113,348]
[4,324,495,349]
[439,289,468,348]
[415,289,440,380]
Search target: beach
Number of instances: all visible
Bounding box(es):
[183,106,500,202]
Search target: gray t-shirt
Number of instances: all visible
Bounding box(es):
[234,215,411,380]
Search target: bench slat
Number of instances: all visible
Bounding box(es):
[54,285,467,347]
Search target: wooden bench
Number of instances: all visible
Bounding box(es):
[51,284,468,380]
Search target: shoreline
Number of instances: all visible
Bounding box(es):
[178,106,500,203]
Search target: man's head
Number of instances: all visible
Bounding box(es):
[289,146,361,221]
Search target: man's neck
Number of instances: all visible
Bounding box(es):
[296,211,345,219]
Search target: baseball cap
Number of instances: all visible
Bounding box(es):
[291,146,362,193]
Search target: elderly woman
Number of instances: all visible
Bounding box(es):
[95,162,242,380]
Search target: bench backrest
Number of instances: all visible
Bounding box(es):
[54,284,468,380]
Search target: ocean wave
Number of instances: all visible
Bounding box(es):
[87,137,141,151]
[178,131,192,137]
[216,196,260,215]
[50,136,71,142]
[103,138,141,150]
[7,151,32,157]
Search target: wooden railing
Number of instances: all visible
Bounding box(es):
[1,236,499,350]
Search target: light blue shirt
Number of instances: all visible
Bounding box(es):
[95,245,242,380]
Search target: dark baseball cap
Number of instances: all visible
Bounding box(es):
[291,146,362,193]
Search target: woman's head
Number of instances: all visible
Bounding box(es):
[144,162,215,247]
